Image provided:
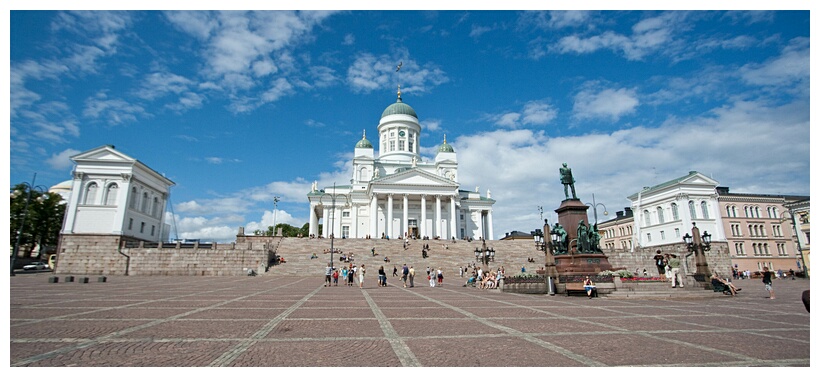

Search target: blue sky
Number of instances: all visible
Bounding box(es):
[7,7,813,243]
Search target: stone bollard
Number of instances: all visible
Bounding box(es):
[66,276,75,282]
[98,276,107,283]
[48,276,59,283]
[79,277,89,283]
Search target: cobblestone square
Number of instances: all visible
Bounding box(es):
[9,274,810,367]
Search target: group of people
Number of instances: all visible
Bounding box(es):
[653,250,684,287]
[463,265,504,289]
[325,263,367,288]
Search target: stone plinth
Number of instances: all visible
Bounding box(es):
[555,254,613,275]
[555,199,589,243]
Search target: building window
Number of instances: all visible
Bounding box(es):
[342,226,349,238]
[660,230,665,240]
[342,211,350,218]
[152,197,161,217]
[777,243,788,256]
[657,206,665,224]
[735,243,745,256]
[700,201,709,219]
[104,183,118,205]
[671,203,679,220]
[408,140,414,153]
[130,187,138,209]
[141,192,149,213]
[140,222,145,233]
[83,183,98,205]
[389,140,395,151]
[689,201,697,219]
[128,218,133,230]
[151,225,155,236]
[646,233,652,242]
[644,210,651,226]
[398,140,405,151]
[675,228,680,238]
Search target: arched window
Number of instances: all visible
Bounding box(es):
[700,201,709,220]
[141,192,149,213]
[152,197,160,217]
[744,206,750,218]
[657,206,665,223]
[689,201,697,219]
[104,183,118,205]
[84,183,98,205]
[671,203,679,220]
[754,206,761,218]
[130,187,138,209]
[643,210,651,226]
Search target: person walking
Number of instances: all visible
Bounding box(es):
[324,263,333,287]
[653,250,667,281]
[401,264,409,287]
[393,265,398,277]
[437,268,443,286]
[408,265,415,287]
[358,264,366,288]
[429,268,436,287]
[348,265,356,286]
[762,266,775,299]
[668,254,683,288]
[378,266,387,287]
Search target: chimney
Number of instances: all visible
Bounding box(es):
[624,207,633,217]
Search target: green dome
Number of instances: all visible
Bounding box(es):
[381,100,417,119]
[438,143,455,153]
[355,138,373,148]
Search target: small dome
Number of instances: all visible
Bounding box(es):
[381,100,417,119]
[355,138,373,148]
[355,129,373,148]
[437,134,454,153]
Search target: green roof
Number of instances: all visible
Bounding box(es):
[355,138,373,148]
[381,100,417,119]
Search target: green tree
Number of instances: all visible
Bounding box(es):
[253,223,313,237]
[10,183,66,259]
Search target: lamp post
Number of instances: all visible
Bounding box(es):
[10,173,48,276]
[533,220,559,294]
[683,222,712,281]
[319,183,349,270]
[584,193,608,225]
[474,240,495,267]
[272,196,280,237]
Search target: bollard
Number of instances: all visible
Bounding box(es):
[98,276,107,283]
[48,276,59,283]
[66,276,75,282]
[79,277,89,283]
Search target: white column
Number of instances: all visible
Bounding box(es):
[450,196,457,240]
[402,194,408,238]
[322,206,329,238]
[309,203,318,237]
[420,194,427,239]
[435,195,441,238]
[487,209,494,240]
[370,195,378,238]
[387,194,394,239]
[475,210,483,240]
[334,206,342,238]
[350,204,358,238]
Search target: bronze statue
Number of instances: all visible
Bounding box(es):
[560,163,577,200]
[577,220,590,253]
[552,223,568,254]
[589,223,602,253]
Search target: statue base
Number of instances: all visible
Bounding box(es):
[554,253,613,275]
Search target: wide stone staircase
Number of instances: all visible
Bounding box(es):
[607,280,724,299]
[265,237,541,280]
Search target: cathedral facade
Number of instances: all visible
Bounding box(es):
[307,92,495,240]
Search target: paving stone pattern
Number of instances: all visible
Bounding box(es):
[10,274,809,367]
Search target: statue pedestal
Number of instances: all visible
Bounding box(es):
[555,254,613,275]
[555,199,589,242]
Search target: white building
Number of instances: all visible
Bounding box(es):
[307,91,496,240]
[627,171,725,250]
[60,145,175,242]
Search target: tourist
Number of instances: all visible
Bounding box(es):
[348,265,356,286]
[401,264,409,287]
[358,264,366,288]
[332,268,339,286]
[324,263,333,287]
[437,268,443,285]
[762,266,775,299]
[393,265,398,277]
[653,250,666,281]
[459,265,464,278]
[668,254,682,288]
[341,266,349,285]
[378,266,387,287]
[408,266,415,287]
[583,276,596,299]
[429,268,436,287]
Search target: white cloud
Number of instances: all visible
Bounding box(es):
[469,24,493,38]
[347,52,448,94]
[45,148,81,170]
[83,91,148,125]
[573,86,639,122]
[422,119,442,132]
[489,100,557,128]
[739,37,809,88]
[342,33,355,45]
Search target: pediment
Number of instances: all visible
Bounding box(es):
[373,168,457,188]
[71,145,135,163]
[680,173,719,186]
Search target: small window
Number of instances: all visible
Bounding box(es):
[84,183,98,205]
[140,222,145,233]
[342,211,350,218]
[151,225,155,236]
[128,218,133,230]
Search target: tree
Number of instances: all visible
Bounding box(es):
[252,223,313,237]
[10,184,66,259]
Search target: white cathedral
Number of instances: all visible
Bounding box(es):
[307,90,496,240]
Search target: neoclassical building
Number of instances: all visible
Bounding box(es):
[60,145,175,242]
[307,91,496,240]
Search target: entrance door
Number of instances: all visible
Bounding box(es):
[408,219,419,238]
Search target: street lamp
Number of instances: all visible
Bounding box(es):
[474,240,495,266]
[585,193,608,224]
[272,196,280,236]
[319,183,349,269]
[683,222,712,281]
[10,173,48,276]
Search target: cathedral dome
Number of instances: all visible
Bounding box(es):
[437,135,455,153]
[381,100,417,119]
[355,130,373,148]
